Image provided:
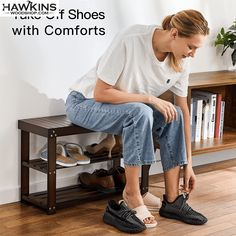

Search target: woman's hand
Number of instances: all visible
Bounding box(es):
[149,96,178,123]
[181,165,196,193]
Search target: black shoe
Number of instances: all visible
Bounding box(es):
[159,193,208,225]
[103,200,146,233]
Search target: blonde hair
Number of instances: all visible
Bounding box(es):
[162,9,209,72]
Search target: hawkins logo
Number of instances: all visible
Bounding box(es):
[0,0,59,16]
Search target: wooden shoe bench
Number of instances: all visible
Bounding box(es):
[18,115,150,214]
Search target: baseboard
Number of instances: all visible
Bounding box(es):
[0,186,20,205]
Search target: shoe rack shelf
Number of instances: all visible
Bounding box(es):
[21,184,123,212]
[22,152,122,174]
[18,115,150,214]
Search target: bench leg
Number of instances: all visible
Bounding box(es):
[47,137,57,214]
[21,131,29,201]
[141,165,150,195]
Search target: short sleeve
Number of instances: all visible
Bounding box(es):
[169,60,190,97]
[96,32,126,86]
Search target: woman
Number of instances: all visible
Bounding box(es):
[66,9,209,227]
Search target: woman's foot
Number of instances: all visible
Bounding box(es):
[123,189,157,227]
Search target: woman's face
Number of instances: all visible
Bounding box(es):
[170,29,206,59]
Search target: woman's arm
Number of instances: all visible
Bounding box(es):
[94,78,178,123]
[175,95,196,192]
[94,78,150,104]
[175,96,192,164]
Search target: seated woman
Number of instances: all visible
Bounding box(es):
[66,9,209,228]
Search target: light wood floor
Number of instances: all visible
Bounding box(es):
[1,159,236,236]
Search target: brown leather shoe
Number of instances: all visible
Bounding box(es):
[108,166,126,189]
[79,169,115,193]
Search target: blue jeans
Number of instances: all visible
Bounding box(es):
[65,91,188,171]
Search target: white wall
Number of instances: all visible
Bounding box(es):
[0,0,236,204]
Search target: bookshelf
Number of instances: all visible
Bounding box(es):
[188,70,236,155]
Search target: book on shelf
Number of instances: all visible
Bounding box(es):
[191,97,203,142]
[192,90,217,139]
[201,101,209,140]
[214,93,222,138]
[190,98,194,141]
[219,101,225,137]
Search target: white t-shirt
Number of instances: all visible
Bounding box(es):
[70,25,190,98]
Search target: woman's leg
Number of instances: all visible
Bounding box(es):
[152,105,187,200]
[123,166,143,208]
[66,92,156,166]
[66,91,157,225]
[124,166,156,225]
[164,166,181,202]
[152,105,207,224]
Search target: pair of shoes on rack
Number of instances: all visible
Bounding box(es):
[85,134,122,157]
[39,142,90,167]
[103,200,146,233]
[79,166,125,193]
[159,193,208,225]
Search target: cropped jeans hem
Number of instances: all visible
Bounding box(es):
[163,160,188,172]
[123,160,158,167]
